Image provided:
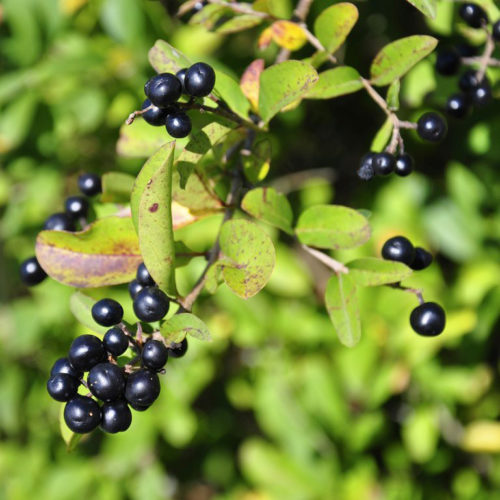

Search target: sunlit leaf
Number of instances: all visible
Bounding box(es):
[313,3,359,53]
[160,313,211,342]
[305,66,362,99]
[347,257,413,286]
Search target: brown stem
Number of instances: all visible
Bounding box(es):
[206,0,271,18]
[462,56,500,67]
[301,244,348,275]
[387,283,425,305]
[476,31,496,82]
[126,105,152,125]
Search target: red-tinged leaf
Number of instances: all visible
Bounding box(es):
[240,59,265,111]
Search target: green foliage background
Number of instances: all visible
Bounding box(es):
[1,0,499,498]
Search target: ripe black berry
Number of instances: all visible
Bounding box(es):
[394,153,414,177]
[68,334,107,371]
[176,68,187,92]
[128,279,144,299]
[493,20,500,42]
[446,93,470,119]
[129,402,150,412]
[166,112,192,139]
[357,152,376,181]
[91,298,123,327]
[410,302,446,336]
[125,369,161,407]
[20,256,47,286]
[168,338,188,358]
[417,112,447,142]
[373,152,395,176]
[136,262,156,287]
[64,395,101,433]
[65,196,89,219]
[471,82,492,107]
[88,362,125,401]
[103,327,129,357]
[78,173,102,197]
[142,339,168,370]
[457,43,478,58]
[43,212,75,231]
[435,48,461,76]
[141,99,169,127]
[459,3,488,28]
[100,400,132,433]
[47,373,80,402]
[184,62,216,97]
[381,236,415,266]
[458,70,482,93]
[50,357,83,379]
[410,247,433,271]
[133,287,170,322]
[144,73,182,108]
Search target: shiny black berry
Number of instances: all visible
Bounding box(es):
[446,93,470,118]
[136,262,155,287]
[459,3,488,28]
[166,112,192,139]
[142,339,168,370]
[125,369,161,407]
[43,212,75,231]
[88,362,125,402]
[410,302,446,336]
[410,247,433,271]
[373,152,395,176]
[64,395,101,433]
[184,62,216,97]
[103,327,129,357]
[381,236,415,266]
[176,68,187,92]
[357,152,376,181]
[141,99,169,126]
[50,357,83,379]
[129,402,151,412]
[168,338,188,358]
[417,112,447,142]
[65,196,89,219]
[68,334,107,371]
[100,400,132,433]
[78,173,102,197]
[91,298,123,327]
[47,373,80,402]
[133,287,169,322]
[394,153,414,177]
[144,73,182,108]
[435,48,461,76]
[493,20,500,42]
[458,70,482,93]
[128,279,144,300]
[20,256,47,286]
[471,82,492,107]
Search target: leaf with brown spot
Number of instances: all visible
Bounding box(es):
[314,3,359,54]
[240,59,265,111]
[148,39,192,75]
[270,21,307,51]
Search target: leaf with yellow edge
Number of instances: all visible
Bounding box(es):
[462,421,500,453]
[270,21,307,50]
[258,27,273,50]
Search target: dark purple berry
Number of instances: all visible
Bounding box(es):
[103,327,129,357]
[168,338,188,358]
[166,112,192,139]
[446,93,470,118]
[133,287,170,323]
[47,373,80,402]
[50,357,83,379]
[20,256,47,286]
[87,362,126,402]
[68,334,107,372]
[43,212,75,231]
[129,402,151,412]
[64,395,101,433]
[435,48,461,76]
[410,302,446,336]
[91,298,123,327]
[176,68,188,92]
[100,400,132,433]
[184,62,216,97]
[141,99,169,127]
[125,369,161,407]
[410,247,433,271]
[459,3,488,28]
[65,196,89,219]
[144,73,182,108]
[394,153,414,177]
[471,82,492,107]
[141,340,168,370]
[78,173,101,197]
[373,152,395,176]
[417,112,447,142]
[136,262,155,287]
[458,70,482,93]
[357,152,376,181]
[128,279,144,300]
[381,236,415,266]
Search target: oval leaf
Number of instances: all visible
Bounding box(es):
[36,216,142,288]
[370,117,393,153]
[148,39,191,75]
[270,21,307,50]
[219,219,275,299]
[405,0,437,19]
[314,3,359,53]
[347,257,413,286]
[216,14,263,34]
[295,205,371,250]
[305,66,362,99]
[69,292,107,334]
[240,59,265,111]
[370,35,438,86]
[160,313,211,343]
[213,71,251,120]
[325,273,361,347]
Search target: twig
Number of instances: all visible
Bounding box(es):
[301,244,348,275]
[207,0,271,18]
[126,105,152,125]
[462,56,500,67]
[476,31,496,82]
[387,283,424,305]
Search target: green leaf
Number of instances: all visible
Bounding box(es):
[241,187,293,234]
[148,39,191,75]
[138,143,177,296]
[295,205,371,250]
[370,35,438,86]
[386,79,400,111]
[314,3,359,53]
[258,61,318,123]
[69,292,107,334]
[213,71,251,120]
[190,4,229,29]
[242,137,271,183]
[117,118,171,158]
[305,66,362,99]
[219,219,275,298]
[160,313,211,342]
[347,257,413,286]
[404,0,437,19]
[36,217,141,287]
[101,172,135,203]
[253,0,291,18]
[172,170,224,214]
[216,14,264,34]
[370,117,393,153]
[59,405,83,452]
[325,273,361,347]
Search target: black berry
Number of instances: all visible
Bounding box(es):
[142,339,168,370]
[65,196,89,219]
[103,327,129,357]
[417,112,447,142]
[100,400,132,433]
[357,152,376,180]
[128,279,144,300]
[87,362,126,402]
[493,20,500,42]
[166,112,192,139]
[176,68,187,92]
[457,43,478,58]
[47,373,80,402]
[410,302,446,336]
[64,395,101,433]
[50,357,83,379]
[141,98,169,127]
[184,62,216,97]
[381,236,415,266]
[20,256,47,286]
[144,73,182,108]
[373,152,395,176]
[91,298,123,327]
[471,82,492,107]
[168,338,188,358]
[435,48,461,76]
[394,153,414,177]
[68,334,107,372]
[78,173,102,197]
[410,247,433,271]
[459,3,488,28]
[446,93,470,119]
[136,262,156,287]
[458,70,482,93]
[129,402,151,412]
[43,212,75,231]
[125,369,161,407]
[133,287,170,322]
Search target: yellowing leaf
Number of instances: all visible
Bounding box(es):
[462,421,500,453]
[270,21,307,51]
[258,27,273,50]
[240,59,265,111]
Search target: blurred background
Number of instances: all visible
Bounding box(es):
[1,0,499,498]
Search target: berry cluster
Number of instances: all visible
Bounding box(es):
[141,62,216,138]
[19,172,102,287]
[436,3,499,118]
[381,235,446,337]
